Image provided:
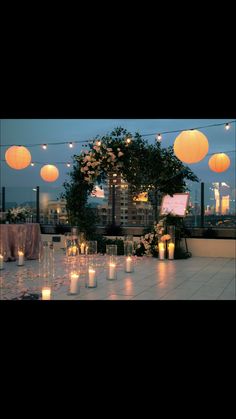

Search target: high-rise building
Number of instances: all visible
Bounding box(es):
[96,174,154,226]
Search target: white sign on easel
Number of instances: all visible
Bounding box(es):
[160,193,190,217]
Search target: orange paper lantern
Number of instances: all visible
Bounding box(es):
[40,165,59,182]
[174,130,209,164]
[5,146,31,170]
[208,153,230,173]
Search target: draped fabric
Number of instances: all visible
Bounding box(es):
[0,224,41,261]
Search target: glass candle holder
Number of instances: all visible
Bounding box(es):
[41,286,52,300]
[167,226,175,260]
[106,245,117,280]
[79,241,87,255]
[167,241,175,260]
[124,240,133,256]
[124,239,134,273]
[40,241,54,283]
[158,242,165,260]
[71,226,78,239]
[86,266,97,288]
[85,241,98,288]
[125,255,134,273]
[68,271,80,295]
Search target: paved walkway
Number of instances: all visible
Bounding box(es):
[0,253,235,300]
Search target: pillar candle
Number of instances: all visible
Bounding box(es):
[42,287,51,300]
[70,272,79,294]
[18,251,24,266]
[108,263,116,280]
[80,243,85,254]
[168,243,175,260]
[0,254,4,270]
[125,256,133,273]
[158,243,165,260]
[88,267,96,287]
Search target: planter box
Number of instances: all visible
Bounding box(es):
[182,238,236,258]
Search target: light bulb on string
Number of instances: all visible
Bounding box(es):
[225,123,230,131]
[42,144,47,150]
[97,140,101,146]
[126,137,132,144]
[66,163,71,167]
[31,162,35,167]
[156,133,162,141]
[69,142,73,148]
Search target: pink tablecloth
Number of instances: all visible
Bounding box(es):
[0,223,41,262]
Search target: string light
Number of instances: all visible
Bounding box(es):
[1,120,235,149]
[66,163,71,167]
[97,140,101,146]
[156,133,162,141]
[31,162,35,166]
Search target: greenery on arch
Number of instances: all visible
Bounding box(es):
[63,127,199,235]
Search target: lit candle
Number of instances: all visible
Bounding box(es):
[108,263,116,280]
[70,272,79,294]
[42,286,51,300]
[158,243,165,260]
[125,256,133,273]
[88,267,96,287]
[0,254,4,270]
[80,243,85,254]
[72,245,78,256]
[18,251,24,266]
[168,243,175,260]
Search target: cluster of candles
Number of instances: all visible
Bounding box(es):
[2,250,26,267]
[158,242,175,260]
[67,242,88,256]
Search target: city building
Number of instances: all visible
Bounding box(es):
[96,174,154,227]
[46,199,68,224]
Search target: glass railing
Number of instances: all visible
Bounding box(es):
[1,183,235,237]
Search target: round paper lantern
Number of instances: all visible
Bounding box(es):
[40,165,59,182]
[208,153,230,173]
[174,130,209,164]
[5,146,31,170]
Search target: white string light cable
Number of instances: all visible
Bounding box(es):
[0,120,235,166]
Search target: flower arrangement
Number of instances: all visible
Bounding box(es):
[6,206,32,223]
[135,217,168,257]
[77,140,125,184]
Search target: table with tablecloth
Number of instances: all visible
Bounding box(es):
[0,223,41,262]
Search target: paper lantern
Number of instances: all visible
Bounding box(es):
[208,153,230,173]
[40,165,59,182]
[5,146,31,170]
[174,130,209,164]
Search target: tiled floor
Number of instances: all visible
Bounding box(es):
[0,253,235,300]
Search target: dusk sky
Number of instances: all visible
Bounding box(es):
[1,119,235,204]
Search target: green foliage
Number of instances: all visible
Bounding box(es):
[105,224,123,236]
[62,126,199,236]
[62,162,99,235]
[88,233,124,255]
